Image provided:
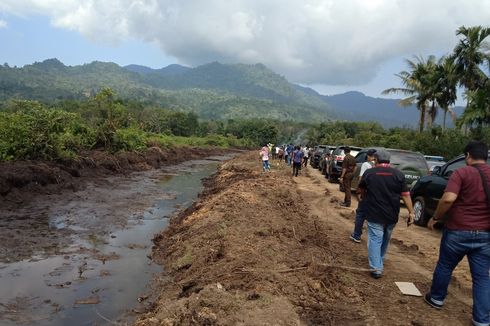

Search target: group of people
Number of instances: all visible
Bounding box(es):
[259,144,310,175]
[338,142,489,326]
[260,141,489,325]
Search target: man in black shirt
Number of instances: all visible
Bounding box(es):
[358,149,415,278]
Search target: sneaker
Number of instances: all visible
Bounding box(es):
[370,271,382,279]
[424,293,443,310]
[340,202,351,207]
[349,234,361,243]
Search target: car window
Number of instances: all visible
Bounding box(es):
[389,151,427,169]
[442,158,466,177]
[355,151,367,163]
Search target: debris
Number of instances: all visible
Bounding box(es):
[395,282,422,296]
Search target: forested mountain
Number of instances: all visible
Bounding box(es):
[0,59,335,122]
[0,58,456,127]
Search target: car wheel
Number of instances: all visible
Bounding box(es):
[413,196,428,226]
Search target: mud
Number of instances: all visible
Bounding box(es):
[0,146,230,263]
[135,152,476,326]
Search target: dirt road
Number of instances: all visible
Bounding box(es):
[136,151,475,326]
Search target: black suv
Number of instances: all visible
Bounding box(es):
[327,145,362,182]
[411,151,490,226]
[310,145,329,168]
[352,148,429,190]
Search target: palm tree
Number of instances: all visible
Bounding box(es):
[382,55,437,132]
[435,57,458,132]
[452,25,490,127]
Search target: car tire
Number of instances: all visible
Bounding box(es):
[413,196,428,226]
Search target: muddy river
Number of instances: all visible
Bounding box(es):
[0,155,232,325]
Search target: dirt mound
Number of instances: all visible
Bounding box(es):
[135,153,366,325]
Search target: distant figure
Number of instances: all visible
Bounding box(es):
[350,149,377,243]
[339,147,357,207]
[358,149,414,279]
[302,146,309,167]
[278,146,285,161]
[292,145,304,177]
[424,141,489,326]
[286,144,294,166]
[259,145,270,172]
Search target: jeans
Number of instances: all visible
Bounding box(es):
[352,202,366,239]
[262,160,270,171]
[429,230,490,325]
[292,162,301,176]
[367,221,395,274]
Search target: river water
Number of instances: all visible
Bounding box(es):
[0,155,230,325]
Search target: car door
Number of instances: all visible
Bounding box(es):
[423,157,466,213]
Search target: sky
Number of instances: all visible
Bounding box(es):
[1,0,490,101]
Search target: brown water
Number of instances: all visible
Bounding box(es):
[0,155,231,325]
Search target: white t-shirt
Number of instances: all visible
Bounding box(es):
[360,161,374,177]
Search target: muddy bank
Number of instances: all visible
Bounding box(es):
[0,146,231,206]
[0,146,234,264]
[135,152,475,326]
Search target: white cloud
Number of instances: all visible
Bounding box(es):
[0,19,7,28]
[1,0,490,85]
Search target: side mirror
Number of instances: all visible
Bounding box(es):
[432,166,442,175]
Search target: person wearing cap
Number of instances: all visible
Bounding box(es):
[339,146,357,207]
[350,149,377,243]
[358,149,415,278]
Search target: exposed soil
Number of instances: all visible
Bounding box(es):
[0,146,232,263]
[135,151,475,326]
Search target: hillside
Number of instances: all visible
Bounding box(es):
[0,59,333,123]
[0,59,459,127]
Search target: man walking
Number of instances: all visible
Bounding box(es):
[339,147,357,207]
[350,149,376,243]
[424,141,489,326]
[358,149,414,278]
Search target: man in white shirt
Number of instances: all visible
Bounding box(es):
[350,149,376,243]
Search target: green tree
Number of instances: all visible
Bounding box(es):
[452,25,490,127]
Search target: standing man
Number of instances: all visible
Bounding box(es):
[339,147,357,207]
[424,141,489,326]
[292,145,304,177]
[350,149,377,243]
[358,149,414,278]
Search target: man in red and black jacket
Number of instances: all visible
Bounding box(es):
[358,149,414,279]
[424,141,490,326]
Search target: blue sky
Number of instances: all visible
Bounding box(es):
[0,0,489,104]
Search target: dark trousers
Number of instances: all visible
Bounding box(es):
[292,162,301,176]
[343,172,354,204]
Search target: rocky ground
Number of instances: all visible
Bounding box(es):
[135,151,475,326]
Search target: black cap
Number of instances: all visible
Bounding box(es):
[367,149,377,156]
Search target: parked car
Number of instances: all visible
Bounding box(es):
[310,145,329,168]
[424,155,446,174]
[319,145,337,175]
[411,151,490,226]
[352,148,429,190]
[327,145,362,182]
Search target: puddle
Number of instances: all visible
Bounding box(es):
[0,155,231,325]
